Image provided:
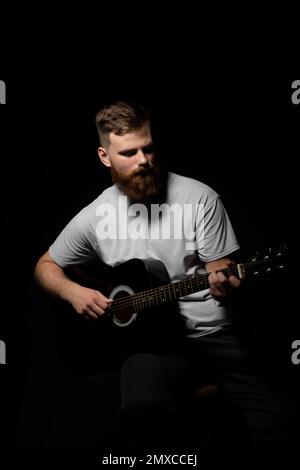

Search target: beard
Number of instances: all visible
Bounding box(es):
[111,161,166,202]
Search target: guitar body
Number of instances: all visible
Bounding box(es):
[53,258,184,375]
[107,258,172,326]
[66,257,175,324]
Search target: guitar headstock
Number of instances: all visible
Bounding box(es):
[244,245,290,279]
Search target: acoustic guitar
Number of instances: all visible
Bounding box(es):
[53,248,289,374]
[65,248,288,328]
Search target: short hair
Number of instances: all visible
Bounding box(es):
[95,101,150,148]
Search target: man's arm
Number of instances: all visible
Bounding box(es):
[205,257,241,300]
[34,251,112,319]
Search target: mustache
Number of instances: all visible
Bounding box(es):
[132,167,157,177]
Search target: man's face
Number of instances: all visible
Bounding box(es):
[99,125,162,201]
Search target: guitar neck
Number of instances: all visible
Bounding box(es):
[113,264,245,313]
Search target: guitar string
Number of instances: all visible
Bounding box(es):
[110,259,283,314]
[110,265,252,313]
[110,261,280,313]
[110,266,237,313]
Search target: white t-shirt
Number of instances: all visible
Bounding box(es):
[49,172,240,337]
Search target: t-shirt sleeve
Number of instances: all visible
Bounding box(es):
[49,213,96,268]
[196,196,240,262]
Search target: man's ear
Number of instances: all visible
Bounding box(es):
[98,147,111,167]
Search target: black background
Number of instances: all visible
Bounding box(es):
[1,71,299,459]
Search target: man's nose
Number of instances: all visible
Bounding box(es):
[137,149,148,165]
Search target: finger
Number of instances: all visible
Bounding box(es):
[211,286,227,297]
[209,272,230,297]
[216,271,230,283]
[208,271,218,286]
[94,291,114,303]
[85,309,98,319]
[90,303,107,317]
[229,275,241,288]
[209,272,227,293]
[210,285,227,297]
[98,296,114,304]
[94,300,113,313]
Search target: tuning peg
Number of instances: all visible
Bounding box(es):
[277,250,283,258]
[277,244,289,257]
[251,250,259,263]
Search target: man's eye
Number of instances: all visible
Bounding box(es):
[122,150,137,157]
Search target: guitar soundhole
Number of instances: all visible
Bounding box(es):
[110,284,137,327]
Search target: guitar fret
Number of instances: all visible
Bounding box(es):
[168,284,172,302]
[160,287,166,303]
[133,274,211,310]
[185,282,190,293]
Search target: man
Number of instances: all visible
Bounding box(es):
[34,101,295,452]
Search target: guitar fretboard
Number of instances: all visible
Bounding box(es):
[112,265,239,314]
[106,249,288,326]
[110,253,285,316]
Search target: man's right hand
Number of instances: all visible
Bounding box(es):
[67,284,113,319]
[34,251,113,319]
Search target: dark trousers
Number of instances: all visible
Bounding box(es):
[119,327,299,452]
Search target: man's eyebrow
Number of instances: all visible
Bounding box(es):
[118,142,154,156]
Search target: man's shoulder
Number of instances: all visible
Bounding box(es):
[168,172,218,202]
[84,185,117,208]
